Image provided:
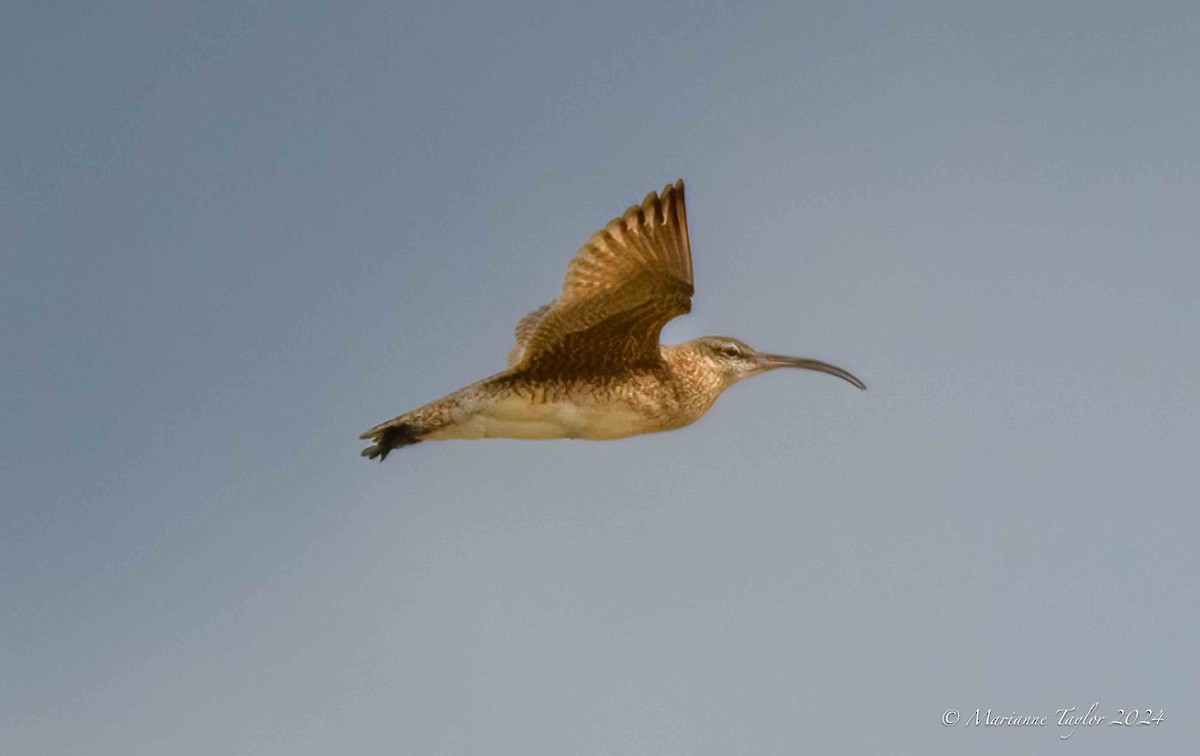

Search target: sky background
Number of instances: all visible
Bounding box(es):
[3,1,1199,754]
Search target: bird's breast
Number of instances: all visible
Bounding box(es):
[478,394,661,440]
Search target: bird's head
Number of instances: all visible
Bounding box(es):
[689,336,866,390]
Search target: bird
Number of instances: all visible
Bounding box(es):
[360,179,864,461]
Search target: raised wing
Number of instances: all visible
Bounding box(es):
[511,180,693,376]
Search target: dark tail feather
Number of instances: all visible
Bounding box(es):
[359,422,422,461]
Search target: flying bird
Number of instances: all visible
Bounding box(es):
[360,180,864,460]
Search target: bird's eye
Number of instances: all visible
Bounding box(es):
[720,344,742,357]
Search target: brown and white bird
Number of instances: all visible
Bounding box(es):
[360,180,864,460]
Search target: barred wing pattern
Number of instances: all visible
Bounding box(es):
[507,303,552,368]
[510,180,693,376]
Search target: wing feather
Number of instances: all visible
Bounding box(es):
[508,302,553,367]
[512,180,693,376]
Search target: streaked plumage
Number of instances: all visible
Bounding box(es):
[360,180,863,460]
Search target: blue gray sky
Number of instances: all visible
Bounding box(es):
[4,1,1199,754]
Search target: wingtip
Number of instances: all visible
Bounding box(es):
[645,179,683,202]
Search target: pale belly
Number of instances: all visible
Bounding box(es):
[425,394,664,441]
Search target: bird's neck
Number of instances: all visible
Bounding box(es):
[661,344,732,420]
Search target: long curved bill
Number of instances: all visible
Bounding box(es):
[755,353,866,390]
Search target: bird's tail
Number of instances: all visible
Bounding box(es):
[359,417,424,461]
[360,387,475,461]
